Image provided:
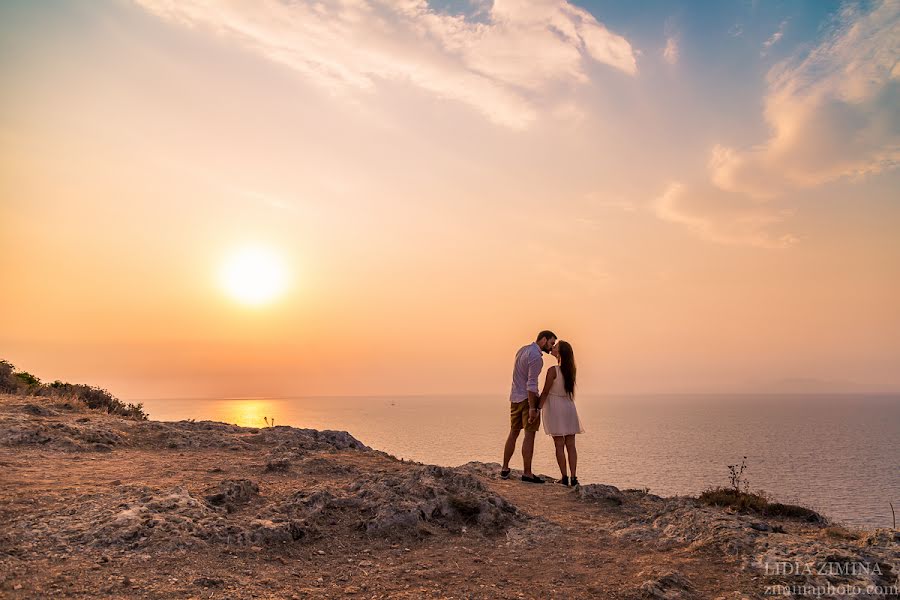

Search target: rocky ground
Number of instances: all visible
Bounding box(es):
[0,393,897,599]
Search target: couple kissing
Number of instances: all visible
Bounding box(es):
[501,330,584,486]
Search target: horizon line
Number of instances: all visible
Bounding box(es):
[126,390,900,402]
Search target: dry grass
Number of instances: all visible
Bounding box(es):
[698,487,825,523]
[822,526,861,541]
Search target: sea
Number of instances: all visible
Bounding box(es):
[137,393,899,529]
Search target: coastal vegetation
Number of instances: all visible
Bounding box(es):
[0,359,147,420]
[699,456,824,523]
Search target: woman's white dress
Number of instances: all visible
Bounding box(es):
[542,365,584,436]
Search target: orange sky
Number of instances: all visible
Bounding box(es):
[1,1,898,399]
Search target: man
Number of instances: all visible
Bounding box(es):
[501,330,556,483]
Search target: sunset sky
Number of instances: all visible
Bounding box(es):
[2,0,898,400]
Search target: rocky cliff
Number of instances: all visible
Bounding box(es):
[0,393,896,599]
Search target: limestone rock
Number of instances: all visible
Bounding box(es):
[637,570,695,599]
[577,483,625,505]
[203,479,259,512]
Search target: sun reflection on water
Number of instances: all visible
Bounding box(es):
[219,399,281,428]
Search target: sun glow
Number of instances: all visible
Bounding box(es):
[219,245,288,306]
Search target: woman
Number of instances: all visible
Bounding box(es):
[539,340,584,486]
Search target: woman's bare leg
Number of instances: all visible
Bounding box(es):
[553,436,567,478]
[564,435,577,478]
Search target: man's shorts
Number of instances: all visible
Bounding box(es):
[510,400,540,432]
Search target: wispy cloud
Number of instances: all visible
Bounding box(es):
[711,0,900,198]
[576,185,796,249]
[134,0,638,130]
[663,36,679,65]
[233,189,300,213]
[653,183,797,249]
[761,19,788,55]
[528,241,613,296]
[582,192,637,213]
[663,17,679,65]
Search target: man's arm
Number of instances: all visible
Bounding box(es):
[526,356,542,409]
[526,356,543,426]
[538,367,556,410]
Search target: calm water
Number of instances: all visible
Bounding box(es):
[137,394,899,529]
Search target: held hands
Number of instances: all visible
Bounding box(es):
[528,408,540,424]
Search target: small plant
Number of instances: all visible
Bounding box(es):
[727,456,749,493]
[263,416,276,428]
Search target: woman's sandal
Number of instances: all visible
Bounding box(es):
[500,468,511,480]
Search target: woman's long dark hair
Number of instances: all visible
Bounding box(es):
[557,341,576,396]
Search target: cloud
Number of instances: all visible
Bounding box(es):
[528,241,613,296]
[234,189,300,213]
[662,17,679,65]
[582,192,637,212]
[663,36,679,65]
[134,0,638,130]
[711,1,900,198]
[761,19,788,55]
[577,185,796,250]
[550,100,588,124]
[653,183,798,249]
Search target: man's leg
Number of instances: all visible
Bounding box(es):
[502,428,521,471]
[522,430,537,476]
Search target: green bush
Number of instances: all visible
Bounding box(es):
[1,359,148,420]
[0,360,18,393]
[15,371,41,386]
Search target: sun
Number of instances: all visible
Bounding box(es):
[219,245,288,306]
